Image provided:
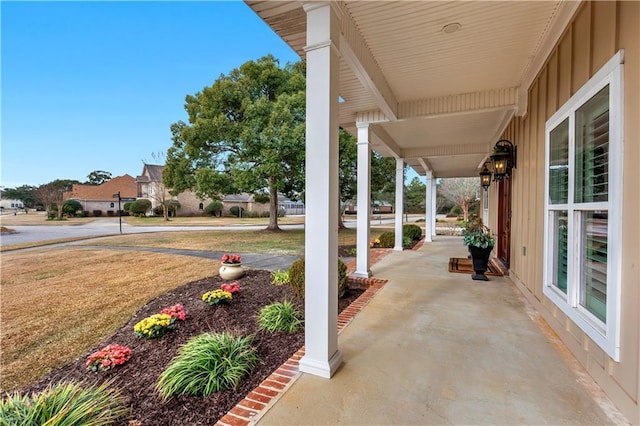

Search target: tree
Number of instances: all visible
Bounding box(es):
[1,185,38,208]
[405,177,426,213]
[63,199,82,216]
[164,55,306,231]
[85,170,112,185]
[371,153,397,209]
[35,179,79,219]
[439,177,480,221]
[338,129,357,229]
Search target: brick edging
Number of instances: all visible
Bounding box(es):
[215,276,389,426]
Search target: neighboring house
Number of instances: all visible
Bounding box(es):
[137,164,304,216]
[64,175,137,216]
[137,164,212,216]
[247,1,640,422]
[0,190,24,212]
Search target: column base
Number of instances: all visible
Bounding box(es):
[352,270,371,278]
[393,246,403,251]
[299,349,343,378]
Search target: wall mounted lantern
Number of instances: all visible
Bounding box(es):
[479,163,492,191]
[489,139,517,181]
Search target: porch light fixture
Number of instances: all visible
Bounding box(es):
[479,163,492,191]
[489,139,517,181]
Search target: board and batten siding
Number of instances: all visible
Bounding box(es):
[490,1,639,422]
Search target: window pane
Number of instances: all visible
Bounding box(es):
[576,86,609,203]
[580,211,608,322]
[551,210,568,293]
[549,119,569,204]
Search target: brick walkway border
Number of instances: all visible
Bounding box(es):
[216,249,393,426]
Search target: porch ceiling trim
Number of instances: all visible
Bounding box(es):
[370,125,402,159]
[403,143,492,159]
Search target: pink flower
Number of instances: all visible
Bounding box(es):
[161,304,186,321]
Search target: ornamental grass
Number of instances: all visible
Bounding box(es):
[156,333,258,399]
[257,300,303,333]
[0,381,128,425]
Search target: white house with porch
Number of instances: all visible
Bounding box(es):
[246,1,639,422]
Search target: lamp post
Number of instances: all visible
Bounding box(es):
[112,192,122,234]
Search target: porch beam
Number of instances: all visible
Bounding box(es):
[370,125,403,159]
[394,158,404,251]
[300,1,342,379]
[418,158,433,176]
[354,122,372,278]
[337,3,398,121]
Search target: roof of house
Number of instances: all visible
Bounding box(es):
[138,164,164,182]
[65,175,137,201]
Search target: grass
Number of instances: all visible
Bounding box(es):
[123,215,306,226]
[257,301,303,333]
[0,248,214,391]
[156,333,259,399]
[0,381,128,425]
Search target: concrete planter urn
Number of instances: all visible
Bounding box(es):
[219,263,244,280]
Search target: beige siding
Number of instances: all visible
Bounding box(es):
[498,2,639,422]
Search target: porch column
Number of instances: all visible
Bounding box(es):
[300,1,342,379]
[431,178,437,238]
[424,171,433,242]
[394,158,404,251]
[354,122,371,277]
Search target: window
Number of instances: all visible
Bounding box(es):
[199,203,204,210]
[544,51,623,360]
[110,202,115,208]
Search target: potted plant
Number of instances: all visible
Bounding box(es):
[462,216,495,281]
[219,253,244,280]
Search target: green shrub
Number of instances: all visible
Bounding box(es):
[229,206,244,217]
[204,201,223,217]
[92,209,102,217]
[0,381,127,425]
[403,224,422,241]
[123,201,133,212]
[257,300,303,333]
[378,231,395,248]
[129,199,151,216]
[288,258,349,299]
[63,200,82,217]
[156,333,258,399]
[271,269,290,286]
[403,236,413,248]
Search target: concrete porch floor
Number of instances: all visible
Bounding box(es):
[256,237,624,425]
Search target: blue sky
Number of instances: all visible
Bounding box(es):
[1,1,300,188]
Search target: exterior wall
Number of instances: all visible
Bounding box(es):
[494,2,639,422]
[176,191,211,216]
[75,200,120,215]
[222,201,270,216]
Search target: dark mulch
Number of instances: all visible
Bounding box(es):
[24,270,363,425]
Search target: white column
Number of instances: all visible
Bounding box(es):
[300,2,342,379]
[431,178,437,238]
[394,158,404,251]
[424,171,433,243]
[354,122,371,278]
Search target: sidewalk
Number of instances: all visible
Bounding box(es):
[249,237,622,425]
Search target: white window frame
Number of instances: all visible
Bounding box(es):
[543,50,624,361]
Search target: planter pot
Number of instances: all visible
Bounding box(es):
[468,245,493,281]
[219,263,244,280]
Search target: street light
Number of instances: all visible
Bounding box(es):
[112,192,122,234]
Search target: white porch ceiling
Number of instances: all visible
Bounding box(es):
[245,0,580,178]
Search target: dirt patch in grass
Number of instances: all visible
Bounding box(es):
[23,270,363,425]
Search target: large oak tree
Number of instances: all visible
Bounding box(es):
[164,55,305,230]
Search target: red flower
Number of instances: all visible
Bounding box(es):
[86,344,132,372]
[220,282,240,293]
[221,253,242,264]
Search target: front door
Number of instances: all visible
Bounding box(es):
[497,178,512,267]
